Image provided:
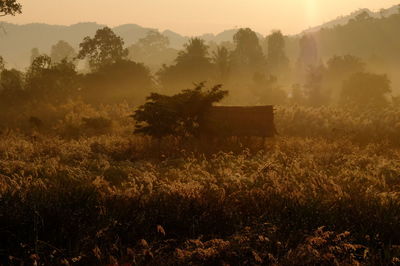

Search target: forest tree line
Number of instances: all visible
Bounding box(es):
[1,9,400,112]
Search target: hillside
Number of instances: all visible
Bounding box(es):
[303,4,400,34]
[0,4,399,70]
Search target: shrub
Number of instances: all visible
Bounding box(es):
[133,83,228,138]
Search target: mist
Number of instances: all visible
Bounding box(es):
[1,1,400,265]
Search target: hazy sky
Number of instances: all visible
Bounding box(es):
[3,0,399,35]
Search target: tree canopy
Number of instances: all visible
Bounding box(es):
[82,59,153,104]
[78,27,128,71]
[266,31,289,75]
[0,0,22,17]
[133,83,228,138]
[157,38,214,92]
[231,28,265,72]
[341,72,391,107]
[50,40,76,64]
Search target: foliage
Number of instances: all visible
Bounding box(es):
[231,28,265,73]
[25,55,79,102]
[50,40,76,64]
[77,27,128,71]
[0,0,21,17]
[250,73,287,105]
[0,55,4,70]
[133,83,228,137]
[212,46,230,82]
[266,30,289,75]
[81,59,153,104]
[297,34,319,71]
[157,38,214,92]
[127,31,178,71]
[304,64,329,106]
[341,72,391,107]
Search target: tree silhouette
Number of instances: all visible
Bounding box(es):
[304,64,328,106]
[266,31,289,76]
[78,27,128,71]
[231,28,265,72]
[297,35,319,71]
[341,72,391,107]
[134,83,227,138]
[325,55,366,102]
[1,68,23,91]
[128,31,177,71]
[158,38,214,92]
[50,40,76,64]
[212,46,230,82]
[0,56,4,70]
[30,48,40,64]
[82,59,153,104]
[26,55,79,102]
[0,0,22,17]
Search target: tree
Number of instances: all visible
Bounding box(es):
[304,64,328,106]
[82,59,153,104]
[128,31,177,71]
[77,27,128,71]
[0,68,25,106]
[50,40,76,63]
[250,73,287,105]
[297,35,319,71]
[0,56,4,70]
[325,55,366,102]
[212,46,230,82]
[30,48,40,64]
[0,68,23,91]
[157,38,214,92]
[26,55,79,102]
[136,30,169,52]
[133,83,228,138]
[231,28,265,72]
[341,72,391,107]
[0,0,22,17]
[326,55,365,78]
[266,31,289,76]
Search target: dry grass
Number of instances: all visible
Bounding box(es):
[1,104,400,265]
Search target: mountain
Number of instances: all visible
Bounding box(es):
[0,21,245,69]
[303,4,400,33]
[0,4,399,69]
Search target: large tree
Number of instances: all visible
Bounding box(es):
[134,83,227,138]
[212,46,230,83]
[297,35,319,70]
[0,56,4,70]
[157,38,214,92]
[25,55,79,102]
[325,55,366,102]
[0,0,22,17]
[82,59,153,104]
[231,28,265,73]
[128,30,177,70]
[50,40,76,64]
[341,72,391,107]
[266,31,289,76]
[77,27,128,71]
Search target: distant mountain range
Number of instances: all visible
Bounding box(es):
[303,4,400,33]
[0,4,399,69]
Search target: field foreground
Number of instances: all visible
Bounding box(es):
[1,131,400,265]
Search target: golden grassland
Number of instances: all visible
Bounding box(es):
[1,104,400,265]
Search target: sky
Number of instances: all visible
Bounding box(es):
[3,0,400,35]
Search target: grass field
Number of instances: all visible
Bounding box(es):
[1,104,400,265]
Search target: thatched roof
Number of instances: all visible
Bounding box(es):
[200,105,276,137]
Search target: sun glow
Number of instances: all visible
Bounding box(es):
[305,0,318,26]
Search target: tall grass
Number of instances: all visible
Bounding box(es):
[0,104,400,264]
